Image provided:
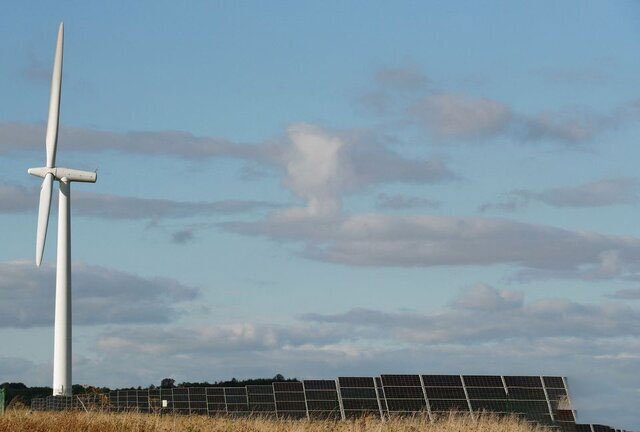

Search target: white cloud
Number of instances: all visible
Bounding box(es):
[359,66,640,146]
[224,212,640,279]
[269,123,452,218]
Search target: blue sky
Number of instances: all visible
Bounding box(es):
[1,1,640,428]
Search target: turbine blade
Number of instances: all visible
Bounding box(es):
[45,22,64,169]
[36,173,54,267]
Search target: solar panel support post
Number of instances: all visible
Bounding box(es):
[500,376,509,414]
[222,388,228,414]
[271,384,279,418]
[459,375,475,420]
[187,388,192,414]
[540,376,555,422]
[378,378,390,419]
[561,376,577,423]
[372,377,385,422]
[335,379,346,421]
[500,376,508,396]
[300,381,310,420]
[418,374,433,422]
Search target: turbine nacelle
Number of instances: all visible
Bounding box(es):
[28,167,97,183]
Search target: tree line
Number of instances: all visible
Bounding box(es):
[1,375,297,407]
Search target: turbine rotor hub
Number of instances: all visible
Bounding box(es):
[28,166,97,183]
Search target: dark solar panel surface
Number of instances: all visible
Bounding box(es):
[304,380,341,420]
[338,377,381,419]
[380,375,427,416]
[246,385,275,414]
[273,381,306,419]
[463,375,503,388]
[422,375,463,387]
[422,375,469,414]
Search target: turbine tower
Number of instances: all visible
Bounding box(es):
[28,23,97,397]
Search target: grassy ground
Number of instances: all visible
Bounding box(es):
[0,409,550,432]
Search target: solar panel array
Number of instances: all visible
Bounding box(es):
[28,374,628,432]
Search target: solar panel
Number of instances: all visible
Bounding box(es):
[463,375,503,387]
[224,387,249,415]
[304,380,338,390]
[428,399,470,412]
[338,377,382,419]
[273,381,306,419]
[466,387,507,400]
[504,376,543,388]
[592,425,616,432]
[507,400,551,415]
[148,389,161,413]
[172,388,189,413]
[246,385,275,414]
[381,374,422,387]
[205,387,227,414]
[136,389,150,412]
[303,380,341,420]
[187,387,207,414]
[379,375,427,416]
[499,375,558,425]
[470,400,508,412]
[541,376,576,427]
[421,375,469,414]
[340,377,378,387]
[425,386,467,399]
[542,376,565,388]
[508,387,547,400]
[422,375,463,387]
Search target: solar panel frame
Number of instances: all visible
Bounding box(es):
[421,375,470,414]
[246,385,276,415]
[422,375,463,387]
[224,387,249,416]
[304,379,341,420]
[463,375,504,388]
[428,399,471,412]
[337,377,383,419]
[379,374,428,417]
[504,376,544,388]
[274,381,306,419]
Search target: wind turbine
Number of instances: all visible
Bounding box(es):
[28,23,97,397]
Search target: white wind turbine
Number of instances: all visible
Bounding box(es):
[28,23,97,397]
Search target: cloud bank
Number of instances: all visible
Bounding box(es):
[480,178,639,212]
[0,261,200,328]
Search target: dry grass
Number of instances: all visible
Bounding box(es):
[0,409,551,432]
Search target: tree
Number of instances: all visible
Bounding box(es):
[160,378,175,388]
